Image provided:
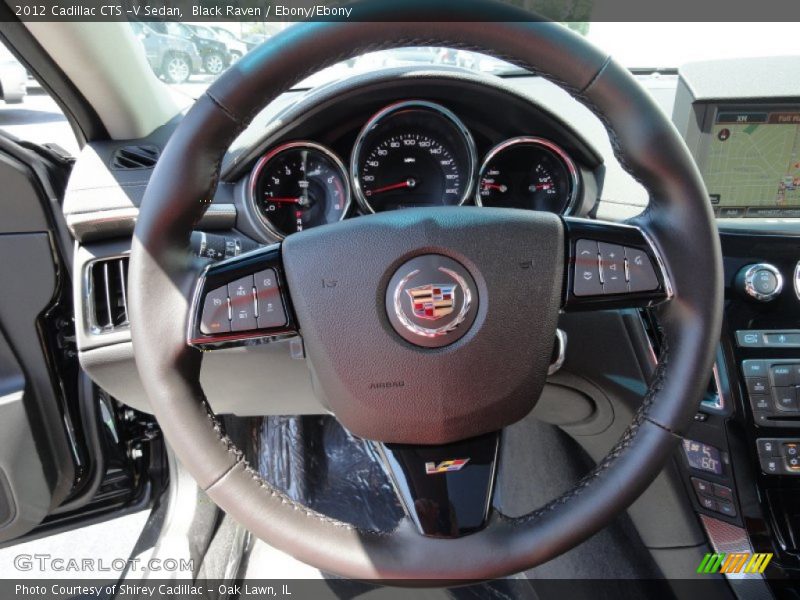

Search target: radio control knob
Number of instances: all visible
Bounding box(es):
[737,263,783,302]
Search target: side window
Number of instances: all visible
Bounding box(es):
[0,40,78,155]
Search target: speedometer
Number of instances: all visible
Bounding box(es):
[351,100,476,213]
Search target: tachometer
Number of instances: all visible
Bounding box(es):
[352,100,476,213]
[476,137,579,215]
[248,142,350,238]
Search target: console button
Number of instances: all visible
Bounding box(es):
[200,286,230,335]
[771,365,795,387]
[736,330,763,347]
[746,377,769,396]
[228,275,257,332]
[764,332,800,346]
[757,438,780,457]
[773,387,798,412]
[691,477,713,496]
[625,246,659,292]
[750,395,771,411]
[573,240,602,296]
[598,242,627,294]
[717,500,737,518]
[254,268,287,329]
[713,484,733,501]
[742,360,767,377]
[760,455,783,475]
[784,443,800,472]
[697,495,718,511]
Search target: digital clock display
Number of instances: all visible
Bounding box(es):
[682,439,723,475]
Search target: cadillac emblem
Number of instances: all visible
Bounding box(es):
[386,255,478,348]
[407,283,456,320]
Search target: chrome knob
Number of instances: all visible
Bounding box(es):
[738,263,783,302]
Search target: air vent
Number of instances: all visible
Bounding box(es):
[88,257,129,333]
[111,145,159,170]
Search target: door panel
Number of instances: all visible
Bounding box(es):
[0,140,77,542]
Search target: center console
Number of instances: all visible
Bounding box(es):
[670,58,800,593]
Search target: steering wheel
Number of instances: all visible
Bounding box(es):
[129,2,722,581]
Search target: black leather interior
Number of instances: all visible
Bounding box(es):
[129,2,723,580]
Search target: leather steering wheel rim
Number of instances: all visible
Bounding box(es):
[129,2,723,581]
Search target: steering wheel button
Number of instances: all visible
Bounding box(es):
[200,286,231,335]
[573,239,602,296]
[228,275,257,332]
[625,246,659,292]
[255,269,287,329]
[598,242,626,294]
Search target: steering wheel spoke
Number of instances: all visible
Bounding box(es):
[562,216,672,311]
[377,431,500,538]
[187,243,298,349]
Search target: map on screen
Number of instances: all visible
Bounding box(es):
[702,110,800,217]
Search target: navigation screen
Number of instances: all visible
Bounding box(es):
[702,109,800,218]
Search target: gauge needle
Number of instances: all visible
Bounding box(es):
[482,182,507,193]
[367,178,417,196]
[530,183,552,191]
[267,197,302,204]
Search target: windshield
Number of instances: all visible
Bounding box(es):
[130,21,799,94]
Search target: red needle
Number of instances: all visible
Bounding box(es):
[266,197,302,204]
[482,182,505,191]
[367,179,415,196]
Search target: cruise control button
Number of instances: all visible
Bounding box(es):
[228,275,257,332]
[746,377,769,396]
[625,246,659,292]
[573,239,602,296]
[255,268,287,329]
[598,242,627,294]
[200,286,230,335]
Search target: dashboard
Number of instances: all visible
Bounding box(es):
[245,98,580,238]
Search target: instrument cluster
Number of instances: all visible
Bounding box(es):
[247,99,581,239]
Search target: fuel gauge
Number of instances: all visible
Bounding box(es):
[476,137,578,215]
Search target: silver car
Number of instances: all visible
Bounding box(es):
[0,45,26,104]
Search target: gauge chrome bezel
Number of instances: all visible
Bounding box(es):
[247,140,351,240]
[475,136,580,215]
[350,100,478,214]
